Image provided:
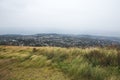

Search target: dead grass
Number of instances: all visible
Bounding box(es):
[0,46,120,80]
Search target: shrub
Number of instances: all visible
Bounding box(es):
[32,48,38,53]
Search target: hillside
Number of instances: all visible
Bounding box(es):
[0,46,120,80]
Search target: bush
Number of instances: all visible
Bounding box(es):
[32,48,38,53]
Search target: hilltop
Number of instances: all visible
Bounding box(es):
[0,46,120,80]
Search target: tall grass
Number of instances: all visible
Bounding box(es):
[0,46,120,80]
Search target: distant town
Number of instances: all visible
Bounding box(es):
[0,34,120,47]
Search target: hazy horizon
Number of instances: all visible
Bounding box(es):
[0,0,120,37]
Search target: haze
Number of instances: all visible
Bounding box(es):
[0,0,120,37]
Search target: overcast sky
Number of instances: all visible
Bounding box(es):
[0,0,120,36]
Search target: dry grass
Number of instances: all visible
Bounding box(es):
[0,46,120,80]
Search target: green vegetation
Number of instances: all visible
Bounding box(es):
[0,46,120,80]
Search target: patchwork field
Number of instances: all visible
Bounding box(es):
[0,46,120,80]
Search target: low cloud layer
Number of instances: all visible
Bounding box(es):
[0,0,120,36]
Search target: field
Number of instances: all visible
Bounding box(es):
[0,46,120,80]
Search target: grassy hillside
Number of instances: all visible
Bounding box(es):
[0,46,120,80]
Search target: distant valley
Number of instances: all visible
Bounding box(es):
[0,34,120,47]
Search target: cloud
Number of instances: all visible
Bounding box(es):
[0,0,120,36]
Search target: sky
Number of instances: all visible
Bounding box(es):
[0,0,120,37]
